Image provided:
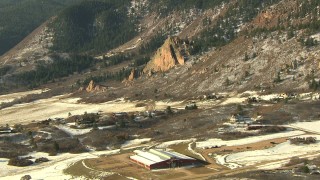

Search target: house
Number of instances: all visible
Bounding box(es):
[185,103,198,110]
[150,110,166,117]
[130,149,199,170]
[75,114,96,127]
[247,96,259,103]
[279,93,288,99]
[0,127,12,134]
[230,114,253,124]
[112,112,129,119]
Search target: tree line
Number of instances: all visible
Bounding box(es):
[14,54,95,88]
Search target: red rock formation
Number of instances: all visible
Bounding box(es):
[85,80,107,92]
[143,36,189,73]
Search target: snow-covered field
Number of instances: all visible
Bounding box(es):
[0,150,120,179]
[289,120,320,134]
[121,138,151,148]
[156,138,196,148]
[196,130,305,149]
[216,135,320,169]
[0,92,184,126]
[220,96,246,105]
[0,88,49,104]
[56,125,92,136]
[1,89,320,178]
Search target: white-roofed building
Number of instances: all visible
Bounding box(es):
[130,149,199,170]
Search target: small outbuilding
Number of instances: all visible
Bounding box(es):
[230,114,253,124]
[0,127,12,134]
[130,149,198,170]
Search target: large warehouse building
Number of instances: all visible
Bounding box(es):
[130,149,199,170]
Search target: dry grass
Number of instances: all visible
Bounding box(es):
[64,160,98,179]
[169,142,203,160]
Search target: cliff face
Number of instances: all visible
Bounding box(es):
[143,36,189,73]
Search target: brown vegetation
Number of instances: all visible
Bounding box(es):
[0,142,31,158]
[35,157,49,163]
[261,126,287,133]
[285,157,308,167]
[290,137,317,145]
[37,138,87,155]
[81,131,130,149]
[220,132,254,140]
[8,157,33,167]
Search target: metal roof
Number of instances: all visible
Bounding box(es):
[162,151,194,160]
[130,155,156,166]
[130,149,196,166]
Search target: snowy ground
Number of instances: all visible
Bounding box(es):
[156,139,196,148]
[121,138,151,148]
[0,92,184,126]
[1,89,320,178]
[0,88,49,104]
[0,89,317,126]
[216,135,320,169]
[55,125,92,136]
[289,120,320,134]
[196,130,305,149]
[0,150,120,179]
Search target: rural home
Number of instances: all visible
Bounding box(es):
[112,112,129,119]
[0,127,12,134]
[230,114,253,124]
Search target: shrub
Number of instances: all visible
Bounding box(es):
[35,157,49,163]
[115,133,129,142]
[297,165,310,173]
[8,157,33,167]
[290,137,317,145]
[221,131,254,140]
[135,103,147,107]
[285,157,308,167]
[20,175,32,180]
[262,126,287,133]
[0,142,31,158]
[37,142,57,155]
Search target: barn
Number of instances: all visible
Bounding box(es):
[130,149,199,170]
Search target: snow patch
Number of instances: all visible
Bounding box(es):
[220,135,320,169]
[289,120,320,134]
[196,130,305,149]
[0,88,49,104]
[0,92,183,126]
[0,149,120,179]
[157,139,196,148]
[121,138,151,148]
[56,125,92,136]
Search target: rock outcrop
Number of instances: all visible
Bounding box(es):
[85,80,107,92]
[143,36,189,73]
[128,69,137,81]
[86,80,95,92]
[122,68,140,86]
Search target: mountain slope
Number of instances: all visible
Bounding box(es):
[50,0,137,53]
[0,0,82,56]
[1,0,320,97]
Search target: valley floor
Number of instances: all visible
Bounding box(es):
[1,89,320,179]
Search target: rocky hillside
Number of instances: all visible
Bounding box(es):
[0,0,320,97]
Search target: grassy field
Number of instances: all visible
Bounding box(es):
[169,142,203,160]
[64,159,114,179]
